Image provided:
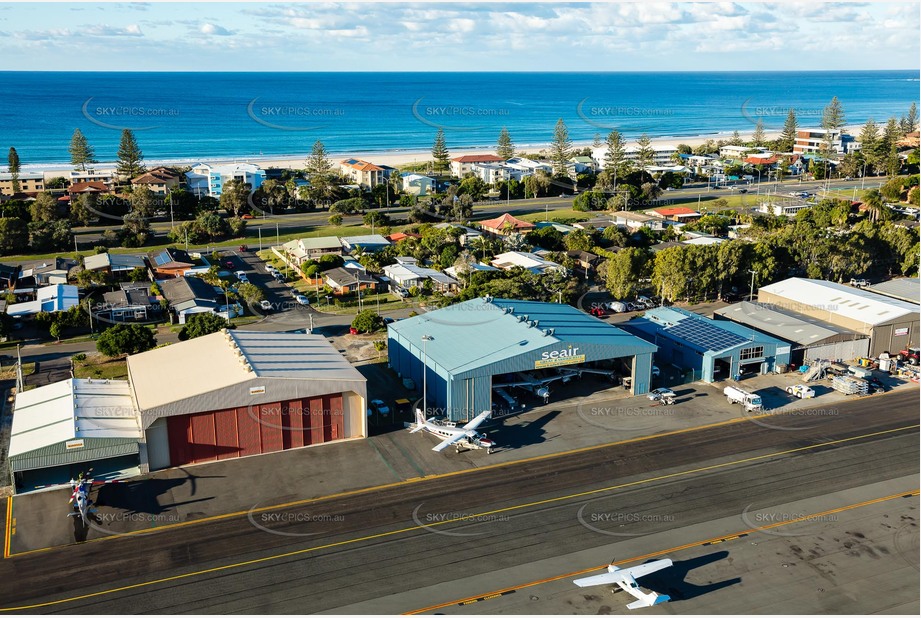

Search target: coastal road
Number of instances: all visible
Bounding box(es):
[0,390,916,614]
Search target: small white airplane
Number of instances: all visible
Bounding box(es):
[573,559,673,610]
[410,408,496,453]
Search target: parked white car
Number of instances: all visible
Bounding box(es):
[647,387,675,401]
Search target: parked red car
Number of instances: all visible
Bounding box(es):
[349,327,359,335]
[589,306,607,318]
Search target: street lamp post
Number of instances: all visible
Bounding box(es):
[421,335,433,416]
[748,269,757,302]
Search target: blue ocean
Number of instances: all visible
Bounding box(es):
[0,71,917,165]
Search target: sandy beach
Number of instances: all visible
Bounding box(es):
[20,125,864,179]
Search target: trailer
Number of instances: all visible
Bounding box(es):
[831,375,869,396]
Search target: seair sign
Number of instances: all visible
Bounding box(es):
[65,439,85,450]
[535,346,586,369]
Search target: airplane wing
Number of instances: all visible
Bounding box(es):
[621,559,673,579]
[432,432,466,452]
[573,571,626,588]
[461,410,491,431]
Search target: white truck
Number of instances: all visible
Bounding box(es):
[723,386,763,411]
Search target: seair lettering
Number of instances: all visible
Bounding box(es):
[541,347,579,361]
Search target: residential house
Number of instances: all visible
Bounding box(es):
[574,217,615,232]
[479,213,536,237]
[433,223,482,246]
[131,167,181,195]
[7,284,79,317]
[185,162,265,198]
[592,144,677,167]
[450,154,504,178]
[534,221,578,234]
[0,172,44,196]
[566,250,602,275]
[719,145,759,159]
[160,275,235,324]
[503,157,553,179]
[385,232,422,244]
[470,162,511,184]
[444,262,499,280]
[400,173,435,197]
[67,181,111,198]
[83,253,147,278]
[19,258,73,287]
[147,247,196,278]
[614,211,667,232]
[490,251,565,275]
[339,159,385,190]
[324,267,378,295]
[647,206,702,223]
[758,199,811,217]
[340,234,391,254]
[0,263,20,290]
[383,260,459,294]
[99,288,155,322]
[282,237,343,265]
[570,156,598,173]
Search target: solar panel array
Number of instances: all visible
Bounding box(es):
[154,252,171,266]
[665,319,750,352]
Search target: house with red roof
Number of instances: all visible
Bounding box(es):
[339,158,385,189]
[67,181,112,196]
[450,154,505,178]
[647,206,702,223]
[479,212,536,236]
[132,167,181,195]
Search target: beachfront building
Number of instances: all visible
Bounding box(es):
[339,159,385,190]
[470,162,511,184]
[719,145,761,159]
[131,167,182,195]
[793,129,857,155]
[490,251,565,276]
[0,172,44,196]
[589,144,678,168]
[450,155,504,178]
[68,169,115,187]
[504,157,553,179]
[185,163,266,198]
[400,173,435,197]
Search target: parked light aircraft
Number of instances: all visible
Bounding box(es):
[410,409,495,453]
[573,559,673,609]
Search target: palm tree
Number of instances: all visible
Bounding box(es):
[863,189,886,224]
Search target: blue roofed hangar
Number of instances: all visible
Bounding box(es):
[387,297,657,422]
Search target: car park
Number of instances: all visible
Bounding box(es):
[647,387,675,401]
[785,385,815,399]
[294,294,310,306]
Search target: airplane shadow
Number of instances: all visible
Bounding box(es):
[639,551,742,602]
[94,468,225,516]
[486,409,561,452]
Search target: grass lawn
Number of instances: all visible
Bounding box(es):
[0,361,35,380]
[517,209,592,223]
[73,354,129,381]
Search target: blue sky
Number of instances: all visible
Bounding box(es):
[0,2,918,71]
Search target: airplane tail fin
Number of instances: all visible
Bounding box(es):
[409,408,426,433]
[626,592,670,610]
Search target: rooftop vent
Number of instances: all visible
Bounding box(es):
[484,294,493,303]
[518,314,528,322]
[503,306,513,314]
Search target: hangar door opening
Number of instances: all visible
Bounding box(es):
[166,394,344,467]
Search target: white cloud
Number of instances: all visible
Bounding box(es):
[200,23,234,36]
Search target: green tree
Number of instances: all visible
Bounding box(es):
[178,312,230,340]
[220,179,249,217]
[751,118,766,147]
[605,247,649,299]
[550,118,573,176]
[635,133,655,169]
[821,96,846,164]
[863,189,888,224]
[7,147,20,193]
[30,192,57,223]
[116,129,145,180]
[778,108,798,153]
[905,101,919,134]
[70,192,95,226]
[96,323,156,357]
[351,309,384,333]
[328,213,343,226]
[130,185,156,219]
[432,129,450,173]
[120,211,151,248]
[729,130,743,146]
[497,127,514,159]
[603,129,629,176]
[128,266,147,282]
[69,128,96,171]
[305,139,333,178]
[0,217,29,255]
[237,281,265,304]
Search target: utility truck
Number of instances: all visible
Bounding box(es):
[724,385,763,411]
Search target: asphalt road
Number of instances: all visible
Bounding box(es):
[0,390,916,614]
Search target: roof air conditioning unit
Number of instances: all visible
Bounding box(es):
[503,306,513,314]
[542,328,552,336]
[518,314,527,322]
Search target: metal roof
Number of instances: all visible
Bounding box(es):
[388,297,656,374]
[865,278,920,304]
[759,278,919,326]
[714,301,861,346]
[10,379,141,470]
[645,306,787,354]
[127,330,366,422]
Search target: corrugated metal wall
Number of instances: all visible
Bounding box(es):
[166,393,345,467]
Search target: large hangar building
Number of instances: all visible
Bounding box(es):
[387,297,657,422]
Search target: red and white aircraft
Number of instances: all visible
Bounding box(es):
[410,409,496,453]
[574,559,673,610]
